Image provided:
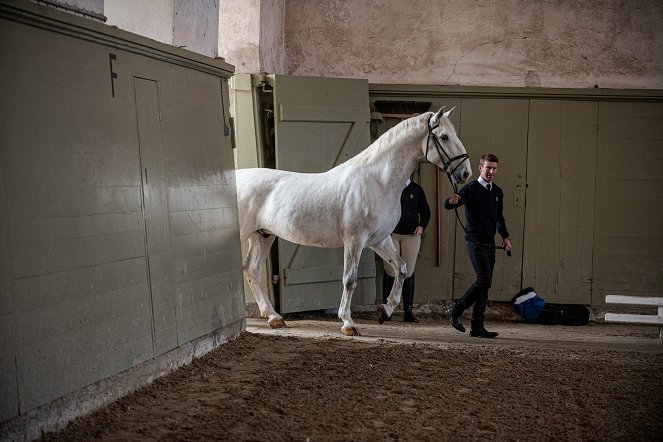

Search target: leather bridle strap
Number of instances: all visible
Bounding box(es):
[425,115,469,179]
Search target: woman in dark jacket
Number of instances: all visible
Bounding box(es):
[383,179,431,322]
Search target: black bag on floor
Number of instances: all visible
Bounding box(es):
[537,303,589,326]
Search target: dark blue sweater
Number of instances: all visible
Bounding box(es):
[444,180,509,244]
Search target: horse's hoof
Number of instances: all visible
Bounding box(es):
[342,326,360,336]
[268,318,287,328]
[377,305,390,324]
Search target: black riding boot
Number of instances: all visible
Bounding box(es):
[470,319,499,338]
[403,275,418,323]
[445,303,465,333]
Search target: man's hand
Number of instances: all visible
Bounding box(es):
[449,193,461,204]
[414,226,424,236]
[502,237,512,253]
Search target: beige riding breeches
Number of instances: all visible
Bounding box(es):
[384,233,421,278]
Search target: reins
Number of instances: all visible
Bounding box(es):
[427,115,511,257]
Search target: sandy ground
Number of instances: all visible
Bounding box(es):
[39,313,663,442]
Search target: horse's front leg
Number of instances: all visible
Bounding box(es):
[338,239,366,336]
[370,236,407,323]
[243,232,285,328]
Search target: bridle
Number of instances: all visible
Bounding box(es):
[425,115,469,188]
[426,115,511,257]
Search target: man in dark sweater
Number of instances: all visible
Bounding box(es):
[443,153,511,338]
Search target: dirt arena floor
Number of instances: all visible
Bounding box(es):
[39,312,663,442]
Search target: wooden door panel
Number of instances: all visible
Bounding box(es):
[593,102,663,303]
[453,99,528,301]
[524,100,597,304]
[271,75,374,313]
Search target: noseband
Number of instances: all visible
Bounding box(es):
[425,115,469,183]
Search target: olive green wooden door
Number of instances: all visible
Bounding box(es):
[452,98,528,301]
[523,100,598,304]
[270,75,374,313]
[592,101,663,304]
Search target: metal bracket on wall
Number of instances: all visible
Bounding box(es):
[514,188,526,208]
[109,53,117,97]
[453,272,465,289]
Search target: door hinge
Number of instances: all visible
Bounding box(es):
[108,53,117,97]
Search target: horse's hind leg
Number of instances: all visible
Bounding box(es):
[370,237,407,323]
[243,232,285,328]
[338,239,366,336]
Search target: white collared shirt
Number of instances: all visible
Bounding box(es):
[478,176,492,190]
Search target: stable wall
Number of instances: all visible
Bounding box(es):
[275,0,663,89]
[0,0,241,428]
[368,85,663,305]
[97,1,663,90]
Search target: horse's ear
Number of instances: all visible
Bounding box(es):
[431,107,446,123]
[443,107,456,119]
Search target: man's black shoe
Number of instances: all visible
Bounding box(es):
[445,308,465,333]
[469,328,499,338]
[403,314,418,323]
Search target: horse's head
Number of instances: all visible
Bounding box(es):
[425,107,472,185]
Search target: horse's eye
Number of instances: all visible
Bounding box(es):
[440,134,449,141]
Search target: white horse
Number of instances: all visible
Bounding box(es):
[236,107,471,336]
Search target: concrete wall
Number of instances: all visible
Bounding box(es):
[173,0,219,57]
[105,0,175,45]
[281,0,663,89]
[87,1,663,90]
[105,0,220,58]
[53,0,104,17]
[218,0,285,74]
[218,0,261,73]
[259,0,285,73]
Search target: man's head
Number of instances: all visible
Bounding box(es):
[479,154,499,183]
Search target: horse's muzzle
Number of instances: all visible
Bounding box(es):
[452,167,471,185]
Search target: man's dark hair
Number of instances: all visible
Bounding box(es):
[480,153,499,165]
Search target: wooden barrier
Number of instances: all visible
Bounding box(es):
[604,295,663,338]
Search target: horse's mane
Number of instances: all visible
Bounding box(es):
[342,112,430,168]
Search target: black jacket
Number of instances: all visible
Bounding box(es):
[393,181,431,235]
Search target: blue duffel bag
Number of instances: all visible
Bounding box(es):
[512,287,545,323]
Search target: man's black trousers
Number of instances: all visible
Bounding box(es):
[455,240,495,324]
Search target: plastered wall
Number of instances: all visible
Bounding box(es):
[105,0,175,46]
[105,0,220,58]
[280,0,663,89]
[217,0,284,74]
[218,0,261,73]
[258,0,284,73]
[90,1,663,89]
